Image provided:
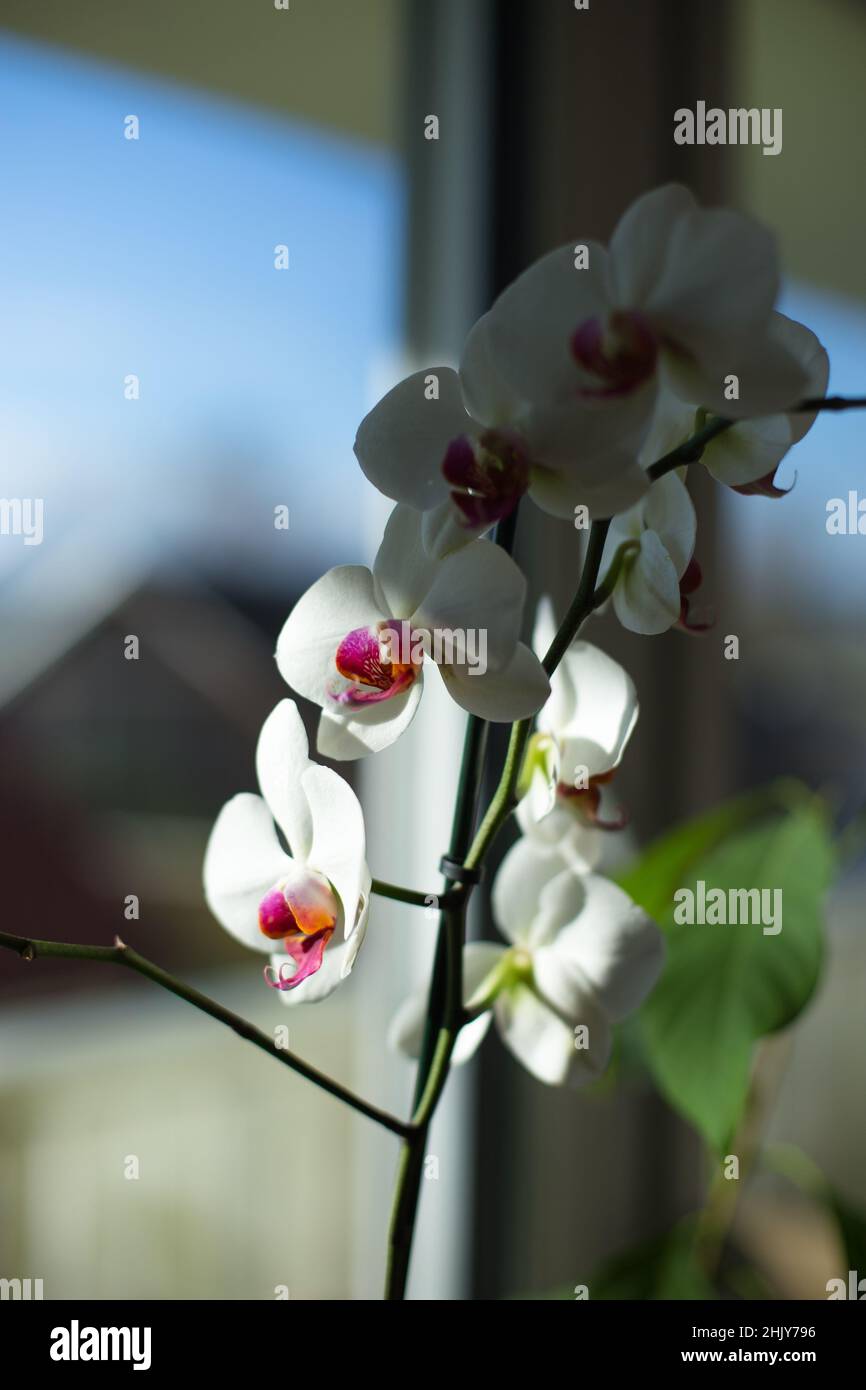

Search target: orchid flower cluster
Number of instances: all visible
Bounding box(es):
[202,184,828,1285]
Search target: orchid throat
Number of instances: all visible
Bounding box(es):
[258,868,340,991]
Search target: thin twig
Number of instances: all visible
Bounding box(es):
[0,929,411,1139]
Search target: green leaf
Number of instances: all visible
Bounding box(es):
[617,780,808,921]
[625,798,835,1152]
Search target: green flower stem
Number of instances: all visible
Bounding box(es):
[410,712,487,1113]
[384,901,465,1300]
[462,718,533,875]
[540,518,613,676]
[384,508,521,1299]
[382,710,485,1300]
[371,878,460,911]
[383,514,614,1299]
[408,507,519,1119]
[0,929,411,1139]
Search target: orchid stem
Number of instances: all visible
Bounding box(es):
[383,511,612,1299]
[383,510,519,1299]
[384,900,465,1300]
[0,929,411,1139]
[408,505,515,1117]
[371,878,459,911]
[410,715,486,1114]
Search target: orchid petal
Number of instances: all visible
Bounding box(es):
[529,451,650,521]
[662,332,809,419]
[612,528,682,635]
[255,699,313,862]
[546,873,665,1022]
[532,595,558,664]
[276,566,385,709]
[646,203,780,360]
[314,673,424,760]
[703,411,794,488]
[494,982,608,1086]
[608,184,697,308]
[703,313,829,485]
[522,388,654,519]
[421,499,488,560]
[491,836,563,945]
[439,641,549,721]
[203,794,291,953]
[373,503,442,616]
[354,368,467,510]
[460,312,523,428]
[516,802,604,874]
[643,472,696,576]
[638,389,696,468]
[411,539,527,673]
[555,641,638,776]
[480,241,612,403]
[778,312,829,443]
[301,764,369,940]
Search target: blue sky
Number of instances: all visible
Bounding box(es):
[0,31,404,597]
[2,26,861,627]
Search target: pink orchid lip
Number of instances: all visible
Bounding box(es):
[330,622,420,707]
[264,927,334,992]
[258,875,338,941]
[442,428,531,528]
[259,874,339,991]
[571,309,658,397]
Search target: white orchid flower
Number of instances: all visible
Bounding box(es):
[480,184,810,431]
[516,599,638,858]
[600,470,702,636]
[356,187,813,548]
[354,304,656,547]
[389,837,664,1087]
[355,356,651,552]
[203,699,370,1002]
[276,504,550,760]
[640,311,829,497]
